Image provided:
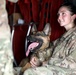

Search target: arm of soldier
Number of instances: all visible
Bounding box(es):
[30,57,40,67]
[30,47,53,67]
[54,52,76,69]
[50,39,76,69]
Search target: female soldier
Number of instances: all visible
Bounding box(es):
[24,2,76,75]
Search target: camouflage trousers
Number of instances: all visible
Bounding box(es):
[24,65,76,75]
[0,35,14,75]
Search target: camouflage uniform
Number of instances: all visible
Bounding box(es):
[0,0,18,75]
[24,27,76,75]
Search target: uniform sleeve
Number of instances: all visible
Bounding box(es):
[50,37,76,69]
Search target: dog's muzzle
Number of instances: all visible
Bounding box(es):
[25,36,43,56]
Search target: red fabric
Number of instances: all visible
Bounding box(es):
[18,0,30,23]
[12,25,28,65]
[7,0,65,65]
[24,0,30,3]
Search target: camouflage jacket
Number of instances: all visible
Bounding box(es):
[48,26,76,69]
[0,0,18,75]
[24,27,76,75]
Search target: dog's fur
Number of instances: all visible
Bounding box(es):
[19,23,52,74]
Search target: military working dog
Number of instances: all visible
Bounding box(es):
[19,23,52,74]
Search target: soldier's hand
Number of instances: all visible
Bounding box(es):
[30,57,40,67]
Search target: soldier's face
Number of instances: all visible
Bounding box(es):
[57,6,75,29]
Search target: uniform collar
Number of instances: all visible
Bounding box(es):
[62,26,76,38]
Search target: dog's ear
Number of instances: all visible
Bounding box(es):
[43,23,51,36]
[31,23,37,34]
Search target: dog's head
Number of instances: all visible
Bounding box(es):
[26,23,51,56]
